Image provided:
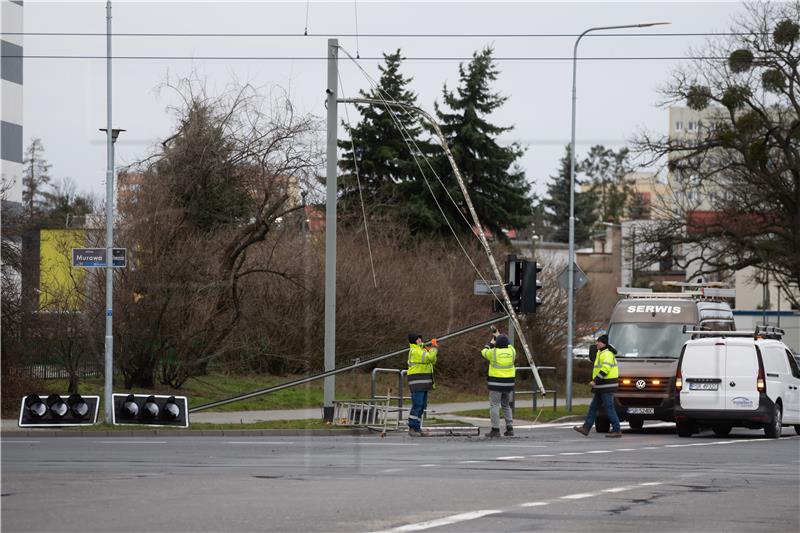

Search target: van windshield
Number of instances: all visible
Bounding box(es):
[608,323,691,359]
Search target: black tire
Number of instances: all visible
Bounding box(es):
[628,419,644,431]
[764,403,782,439]
[712,425,732,437]
[794,425,800,436]
[595,418,611,433]
[676,421,693,438]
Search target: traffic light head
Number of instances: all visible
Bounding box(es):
[112,394,189,427]
[519,261,543,314]
[18,393,100,427]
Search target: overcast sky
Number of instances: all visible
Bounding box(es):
[18,0,743,201]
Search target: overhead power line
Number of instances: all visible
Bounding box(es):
[4,55,734,61]
[0,31,765,38]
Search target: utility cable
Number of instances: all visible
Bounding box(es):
[5,54,738,61]
[304,0,310,36]
[337,70,378,289]
[2,31,764,37]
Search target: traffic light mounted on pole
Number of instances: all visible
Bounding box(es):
[492,256,543,314]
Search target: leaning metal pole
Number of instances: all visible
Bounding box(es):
[103,0,114,423]
[338,97,545,395]
[190,315,508,412]
[323,39,338,422]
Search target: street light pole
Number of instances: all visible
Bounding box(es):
[566,21,669,412]
[103,0,114,423]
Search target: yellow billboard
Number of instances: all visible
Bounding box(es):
[39,229,86,311]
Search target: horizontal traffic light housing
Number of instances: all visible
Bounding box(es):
[18,393,100,427]
[112,393,189,427]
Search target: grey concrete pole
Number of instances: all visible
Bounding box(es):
[103,0,114,423]
[567,22,668,413]
[323,39,338,422]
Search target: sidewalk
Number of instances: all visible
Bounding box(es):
[1,397,592,433]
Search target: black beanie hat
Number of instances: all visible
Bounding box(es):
[495,334,509,348]
[408,333,421,344]
[597,334,609,345]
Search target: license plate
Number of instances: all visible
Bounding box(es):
[626,407,654,414]
[689,382,719,391]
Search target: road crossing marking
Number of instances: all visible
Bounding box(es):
[378,468,405,474]
[227,441,295,445]
[561,492,596,499]
[457,460,483,464]
[376,480,672,531]
[419,464,438,467]
[559,452,584,455]
[586,450,613,454]
[529,454,554,457]
[96,441,167,444]
[616,448,636,451]
[602,486,634,493]
[496,456,525,460]
[375,510,502,532]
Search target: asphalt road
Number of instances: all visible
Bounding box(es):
[2,423,799,532]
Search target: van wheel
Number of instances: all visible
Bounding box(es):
[628,419,644,431]
[676,421,694,438]
[764,404,782,439]
[595,418,610,433]
[712,425,732,437]
[794,425,800,436]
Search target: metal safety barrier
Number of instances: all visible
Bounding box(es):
[515,366,558,412]
[333,396,403,431]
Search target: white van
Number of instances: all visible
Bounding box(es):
[674,326,800,438]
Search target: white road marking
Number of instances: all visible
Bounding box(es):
[376,510,501,532]
[639,482,664,487]
[560,492,596,500]
[665,444,694,448]
[378,468,404,474]
[586,450,613,454]
[1,440,40,444]
[519,502,549,507]
[559,452,584,455]
[494,444,548,448]
[96,441,167,444]
[640,446,659,450]
[616,448,636,451]
[529,454,554,457]
[227,441,294,445]
[458,460,483,464]
[419,464,438,467]
[358,443,421,446]
[496,456,525,460]
[602,486,634,493]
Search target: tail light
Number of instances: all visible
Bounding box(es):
[756,347,766,393]
[675,364,683,392]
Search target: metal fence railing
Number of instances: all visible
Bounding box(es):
[10,363,102,380]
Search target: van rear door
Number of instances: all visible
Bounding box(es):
[725,343,759,411]
[680,341,726,410]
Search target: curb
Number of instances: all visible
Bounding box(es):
[1,428,373,438]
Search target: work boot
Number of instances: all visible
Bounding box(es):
[408,428,423,437]
[573,425,590,436]
[487,428,501,439]
[504,426,514,437]
[605,431,623,438]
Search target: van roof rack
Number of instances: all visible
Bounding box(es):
[683,325,785,340]
[617,287,735,300]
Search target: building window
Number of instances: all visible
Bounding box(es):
[688,121,695,131]
[675,121,683,131]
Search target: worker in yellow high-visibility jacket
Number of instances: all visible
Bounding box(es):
[407,333,438,437]
[574,334,622,438]
[481,331,517,438]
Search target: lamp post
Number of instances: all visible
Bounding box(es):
[566,22,669,412]
[99,125,124,423]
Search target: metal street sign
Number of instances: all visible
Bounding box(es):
[474,279,503,296]
[557,262,588,291]
[72,248,127,268]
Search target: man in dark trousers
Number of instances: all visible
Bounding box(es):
[481,328,517,438]
[406,333,438,437]
[574,334,622,437]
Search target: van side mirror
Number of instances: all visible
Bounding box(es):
[589,344,598,363]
